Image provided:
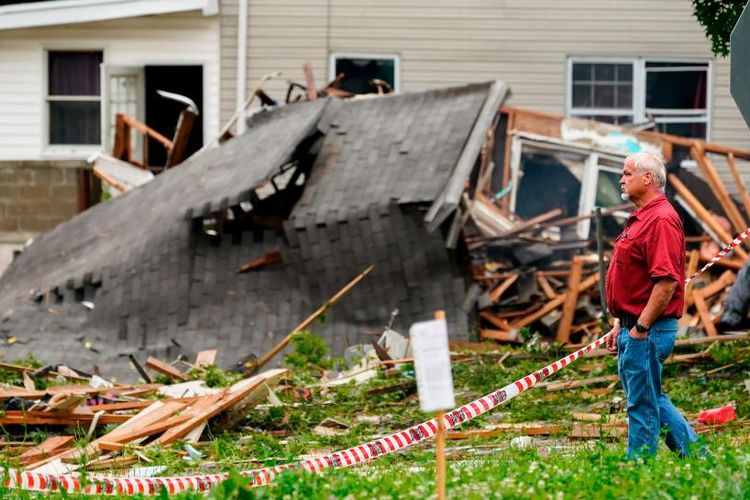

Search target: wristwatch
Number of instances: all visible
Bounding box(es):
[634,323,649,333]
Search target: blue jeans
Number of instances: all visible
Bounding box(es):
[617,318,699,458]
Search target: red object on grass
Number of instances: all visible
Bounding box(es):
[697,404,736,425]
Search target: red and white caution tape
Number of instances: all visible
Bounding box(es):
[3,231,745,495]
[685,227,750,285]
[2,334,612,495]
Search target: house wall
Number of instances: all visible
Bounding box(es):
[0,12,220,161]
[219,0,749,188]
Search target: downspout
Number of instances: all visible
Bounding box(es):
[236,0,248,135]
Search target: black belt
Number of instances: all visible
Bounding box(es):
[618,314,676,330]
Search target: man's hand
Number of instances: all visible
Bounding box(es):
[605,319,620,353]
[627,326,648,340]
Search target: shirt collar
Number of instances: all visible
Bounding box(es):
[628,193,667,221]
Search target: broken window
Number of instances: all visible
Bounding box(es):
[568,58,710,139]
[330,54,398,95]
[48,50,103,145]
[510,139,627,239]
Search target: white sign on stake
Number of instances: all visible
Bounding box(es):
[409,319,455,413]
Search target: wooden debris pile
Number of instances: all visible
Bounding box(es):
[0,350,287,475]
[454,107,750,346]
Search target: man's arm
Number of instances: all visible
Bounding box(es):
[632,277,678,336]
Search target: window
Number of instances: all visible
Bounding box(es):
[47,50,103,145]
[568,58,710,139]
[330,54,399,95]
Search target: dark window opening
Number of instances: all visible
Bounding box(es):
[334,57,396,95]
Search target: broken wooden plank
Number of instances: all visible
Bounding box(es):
[18,436,74,466]
[488,273,519,303]
[536,273,558,300]
[195,349,218,367]
[684,249,701,313]
[691,147,747,234]
[479,311,511,331]
[480,329,522,343]
[303,61,318,101]
[511,273,599,330]
[236,250,283,273]
[556,256,584,344]
[692,290,719,337]
[539,374,619,391]
[669,173,748,260]
[727,152,750,223]
[145,356,188,382]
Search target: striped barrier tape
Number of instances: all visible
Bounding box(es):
[685,227,750,285]
[3,230,745,495]
[2,333,612,495]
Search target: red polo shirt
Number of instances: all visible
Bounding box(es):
[605,194,685,319]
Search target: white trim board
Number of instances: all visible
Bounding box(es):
[0,0,218,31]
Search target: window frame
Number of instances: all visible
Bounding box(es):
[566,57,712,139]
[328,52,400,94]
[43,47,105,156]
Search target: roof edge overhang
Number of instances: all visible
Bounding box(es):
[0,0,218,31]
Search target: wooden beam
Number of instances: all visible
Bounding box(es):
[726,152,750,222]
[480,329,522,343]
[479,311,511,331]
[236,250,282,273]
[18,436,74,466]
[165,109,196,168]
[195,350,218,367]
[511,273,599,330]
[691,147,747,234]
[303,61,317,101]
[692,290,719,337]
[556,256,584,344]
[536,273,558,300]
[669,173,748,260]
[145,356,188,382]
[684,250,700,313]
[488,273,519,303]
[256,265,374,370]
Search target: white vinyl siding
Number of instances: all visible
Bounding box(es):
[0,12,219,161]
[220,0,748,152]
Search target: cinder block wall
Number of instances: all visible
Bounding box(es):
[0,161,82,274]
[0,161,81,234]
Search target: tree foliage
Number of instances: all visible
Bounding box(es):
[692,0,747,57]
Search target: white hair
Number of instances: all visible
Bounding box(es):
[625,152,666,189]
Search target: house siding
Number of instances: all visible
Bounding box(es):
[0,12,220,161]
[219,0,749,191]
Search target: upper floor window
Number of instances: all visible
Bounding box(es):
[567,58,710,139]
[329,53,399,95]
[48,50,103,145]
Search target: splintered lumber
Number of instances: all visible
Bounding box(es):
[486,208,563,240]
[539,374,619,391]
[102,414,192,447]
[213,368,288,432]
[303,61,317,101]
[236,250,283,273]
[692,291,719,337]
[511,273,600,330]
[571,422,627,439]
[684,250,701,313]
[691,147,747,234]
[557,257,585,344]
[195,349,218,367]
[669,173,748,260]
[18,437,74,466]
[489,273,519,303]
[727,153,750,221]
[536,273,558,299]
[698,270,736,299]
[27,401,187,471]
[154,378,266,445]
[256,265,374,369]
[447,423,564,439]
[145,356,188,382]
[480,329,521,343]
[479,311,511,330]
[0,411,131,426]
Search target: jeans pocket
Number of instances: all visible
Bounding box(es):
[627,330,648,341]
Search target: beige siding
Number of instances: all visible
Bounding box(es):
[0,12,219,161]
[221,0,748,147]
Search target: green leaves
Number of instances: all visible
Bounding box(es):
[692,0,746,57]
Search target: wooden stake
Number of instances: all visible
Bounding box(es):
[726,153,750,222]
[256,265,374,369]
[434,310,447,500]
[557,256,584,344]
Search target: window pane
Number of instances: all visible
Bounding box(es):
[655,121,707,139]
[594,64,616,82]
[49,51,103,96]
[595,169,622,207]
[617,64,632,81]
[646,70,707,109]
[334,58,395,95]
[49,101,101,144]
[615,84,632,108]
[587,115,634,125]
[593,84,615,108]
[572,84,592,107]
[572,63,592,82]
[516,149,586,219]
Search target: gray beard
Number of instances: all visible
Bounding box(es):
[620,191,630,201]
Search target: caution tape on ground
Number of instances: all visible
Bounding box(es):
[3,229,744,495]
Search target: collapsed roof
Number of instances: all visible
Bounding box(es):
[0,82,509,378]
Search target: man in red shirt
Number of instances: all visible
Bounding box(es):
[604,152,699,459]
